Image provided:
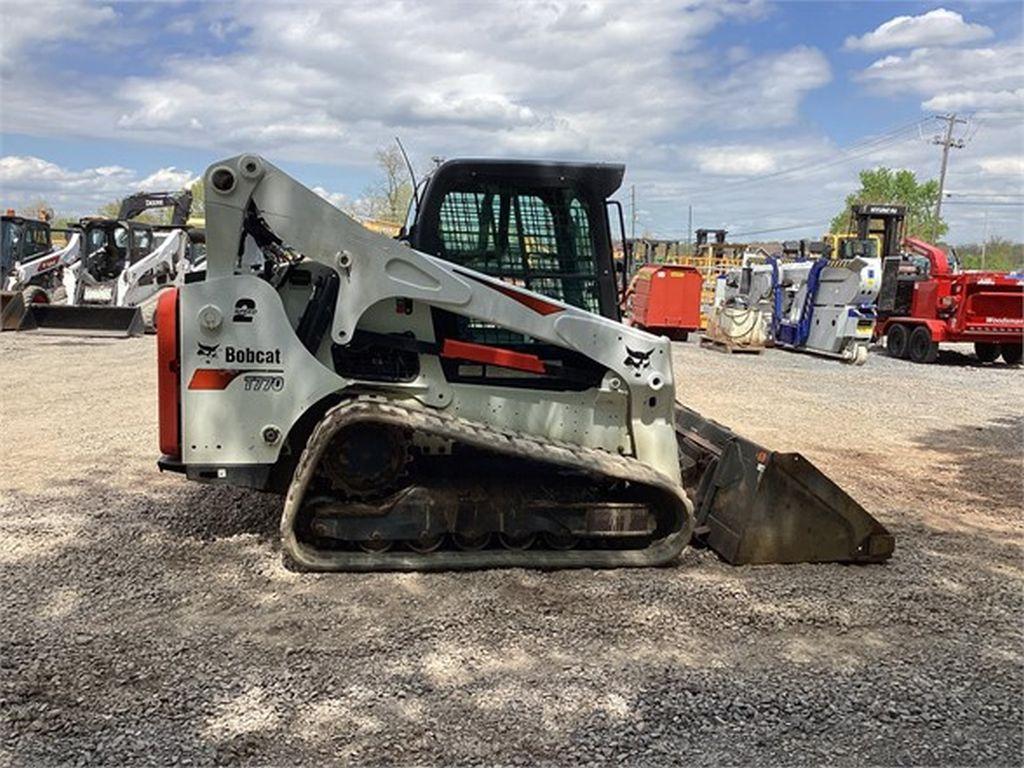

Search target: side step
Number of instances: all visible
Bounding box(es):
[675,404,894,565]
[18,305,145,338]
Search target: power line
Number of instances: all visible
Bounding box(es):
[944,201,1024,207]
[931,113,969,239]
[729,220,831,238]
[942,193,1024,199]
[683,117,932,202]
[670,130,923,216]
[630,184,637,241]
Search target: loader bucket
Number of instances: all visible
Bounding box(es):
[1,291,26,331]
[18,304,145,338]
[675,405,894,565]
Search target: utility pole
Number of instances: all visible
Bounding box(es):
[981,208,989,270]
[630,184,637,241]
[687,204,693,250]
[931,113,967,240]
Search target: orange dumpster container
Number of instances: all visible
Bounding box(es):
[626,264,703,340]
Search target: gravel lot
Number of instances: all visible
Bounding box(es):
[1,334,1021,766]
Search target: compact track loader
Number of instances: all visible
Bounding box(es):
[156,155,893,570]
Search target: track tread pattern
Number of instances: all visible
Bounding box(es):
[281,397,693,571]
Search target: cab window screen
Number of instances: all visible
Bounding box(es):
[437,189,599,314]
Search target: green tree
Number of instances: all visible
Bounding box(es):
[956,237,1024,272]
[831,168,946,240]
[364,145,413,225]
[189,177,204,221]
[97,199,121,219]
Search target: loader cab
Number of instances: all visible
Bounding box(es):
[405,159,624,322]
[823,233,880,261]
[851,204,906,261]
[695,229,728,247]
[79,218,157,280]
[75,190,194,283]
[849,204,914,315]
[692,228,746,270]
[1,215,52,282]
[400,159,624,388]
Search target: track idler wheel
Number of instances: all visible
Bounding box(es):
[320,423,408,497]
[407,534,445,553]
[498,532,537,550]
[358,537,393,553]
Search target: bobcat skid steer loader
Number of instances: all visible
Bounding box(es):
[156,155,893,571]
[16,191,199,337]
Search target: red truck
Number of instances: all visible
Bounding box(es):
[854,205,1023,364]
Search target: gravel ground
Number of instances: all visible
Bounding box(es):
[1,334,1021,767]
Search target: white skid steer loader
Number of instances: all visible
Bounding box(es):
[155,155,894,570]
[15,191,200,337]
[1,232,81,330]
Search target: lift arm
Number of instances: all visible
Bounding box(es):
[5,233,82,291]
[118,191,193,227]
[202,155,676,412]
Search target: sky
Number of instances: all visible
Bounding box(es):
[0,0,1021,244]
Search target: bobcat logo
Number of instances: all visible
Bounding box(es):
[197,342,219,360]
[623,346,653,376]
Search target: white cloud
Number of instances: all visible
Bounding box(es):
[844,8,992,52]
[165,16,195,35]
[0,0,822,166]
[137,167,198,191]
[0,156,196,215]
[311,186,351,210]
[0,156,130,187]
[851,39,1023,229]
[0,1,116,72]
[923,89,1024,112]
[707,46,831,128]
[697,149,777,176]
[856,42,1023,102]
[978,157,1024,177]
[1,0,1016,242]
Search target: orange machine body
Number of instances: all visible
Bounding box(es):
[627,264,703,339]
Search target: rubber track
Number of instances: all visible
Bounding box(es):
[281,397,694,571]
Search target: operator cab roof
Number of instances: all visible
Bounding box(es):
[421,158,626,200]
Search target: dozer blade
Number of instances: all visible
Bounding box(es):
[1,291,26,331]
[675,404,894,565]
[18,304,145,338]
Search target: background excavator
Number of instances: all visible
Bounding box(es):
[155,154,893,570]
